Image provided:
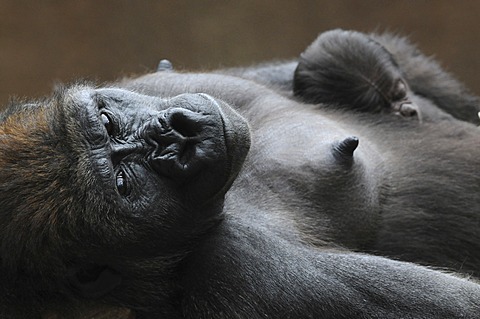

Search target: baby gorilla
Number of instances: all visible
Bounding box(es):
[294,29,419,119]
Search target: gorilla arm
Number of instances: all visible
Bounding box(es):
[218,60,298,94]
[180,214,480,319]
[41,304,134,319]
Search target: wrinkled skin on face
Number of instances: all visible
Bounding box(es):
[66,87,250,209]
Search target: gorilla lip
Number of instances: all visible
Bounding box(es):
[195,93,251,201]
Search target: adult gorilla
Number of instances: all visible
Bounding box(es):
[0,30,479,318]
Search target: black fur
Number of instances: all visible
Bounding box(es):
[294,29,420,118]
[0,30,480,318]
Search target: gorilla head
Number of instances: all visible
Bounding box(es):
[0,85,250,308]
[294,29,419,118]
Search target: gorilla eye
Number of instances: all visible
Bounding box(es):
[101,112,115,136]
[115,170,130,196]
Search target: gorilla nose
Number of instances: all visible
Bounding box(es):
[168,109,204,138]
[148,107,223,179]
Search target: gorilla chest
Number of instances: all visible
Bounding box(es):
[233,109,382,248]
[248,110,365,180]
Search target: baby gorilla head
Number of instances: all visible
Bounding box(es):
[294,29,419,118]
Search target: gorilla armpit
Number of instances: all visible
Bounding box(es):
[1,29,480,318]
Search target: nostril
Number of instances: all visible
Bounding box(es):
[169,110,201,138]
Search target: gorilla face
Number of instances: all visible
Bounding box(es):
[64,86,250,209]
[62,86,251,251]
[0,85,250,291]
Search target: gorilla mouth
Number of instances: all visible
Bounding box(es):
[148,93,251,202]
[197,94,251,195]
[148,106,219,178]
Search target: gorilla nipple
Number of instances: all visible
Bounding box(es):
[332,136,359,165]
[157,59,173,72]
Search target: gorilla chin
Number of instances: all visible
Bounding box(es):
[61,86,251,208]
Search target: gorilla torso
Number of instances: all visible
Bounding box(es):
[122,70,480,275]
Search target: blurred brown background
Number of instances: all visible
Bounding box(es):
[1,1,480,107]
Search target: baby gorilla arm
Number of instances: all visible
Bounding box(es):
[371,32,480,124]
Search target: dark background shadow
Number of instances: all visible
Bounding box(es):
[1,1,480,106]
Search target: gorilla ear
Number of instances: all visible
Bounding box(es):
[67,265,122,299]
